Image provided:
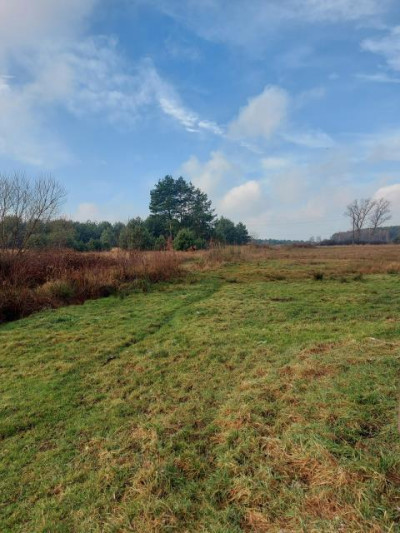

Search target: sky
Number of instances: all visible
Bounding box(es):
[0,0,400,239]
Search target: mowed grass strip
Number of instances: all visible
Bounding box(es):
[0,262,399,531]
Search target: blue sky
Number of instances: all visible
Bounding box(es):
[1,0,400,239]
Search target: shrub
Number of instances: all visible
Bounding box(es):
[41,280,75,301]
[173,228,197,251]
[194,237,207,250]
[119,219,155,250]
[87,238,103,251]
[154,235,167,251]
[0,249,182,323]
[0,286,46,323]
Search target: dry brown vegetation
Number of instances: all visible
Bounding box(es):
[2,244,400,324]
[0,249,182,322]
[193,243,400,278]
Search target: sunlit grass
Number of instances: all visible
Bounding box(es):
[1,248,399,531]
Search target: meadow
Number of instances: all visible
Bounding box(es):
[0,245,399,531]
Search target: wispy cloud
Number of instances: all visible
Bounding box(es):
[361,26,400,71]
[298,0,391,22]
[0,27,222,166]
[163,35,202,62]
[157,92,223,135]
[283,129,335,149]
[356,72,400,83]
[139,0,392,53]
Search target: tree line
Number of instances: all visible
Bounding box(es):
[0,174,250,252]
[2,172,393,251]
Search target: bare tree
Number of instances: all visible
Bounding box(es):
[369,197,391,234]
[0,172,66,253]
[345,198,376,243]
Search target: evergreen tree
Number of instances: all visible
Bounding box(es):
[215,217,237,244]
[235,222,250,244]
[149,176,215,238]
[215,217,250,244]
[100,227,116,250]
[119,218,154,250]
[173,228,197,251]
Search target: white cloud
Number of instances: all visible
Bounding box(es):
[0,36,155,165]
[0,77,73,166]
[245,182,355,240]
[283,129,335,148]
[36,39,157,123]
[228,85,333,152]
[0,0,96,58]
[0,24,221,166]
[179,141,397,239]
[241,147,362,238]
[180,151,237,195]
[141,0,391,53]
[158,97,198,129]
[0,0,226,167]
[198,120,224,136]
[356,72,400,83]
[374,183,400,209]
[157,93,222,135]
[362,26,400,71]
[299,0,390,22]
[0,0,99,165]
[220,180,266,218]
[229,86,288,141]
[26,40,213,133]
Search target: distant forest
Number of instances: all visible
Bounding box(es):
[329,226,400,245]
[15,176,250,251]
[254,227,400,247]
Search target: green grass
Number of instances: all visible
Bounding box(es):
[1,261,399,532]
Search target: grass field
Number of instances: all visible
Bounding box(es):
[1,246,399,532]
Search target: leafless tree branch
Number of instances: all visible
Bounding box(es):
[369,198,391,233]
[345,198,376,243]
[0,172,66,253]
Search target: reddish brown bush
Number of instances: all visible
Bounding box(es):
[0,250,182,323]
